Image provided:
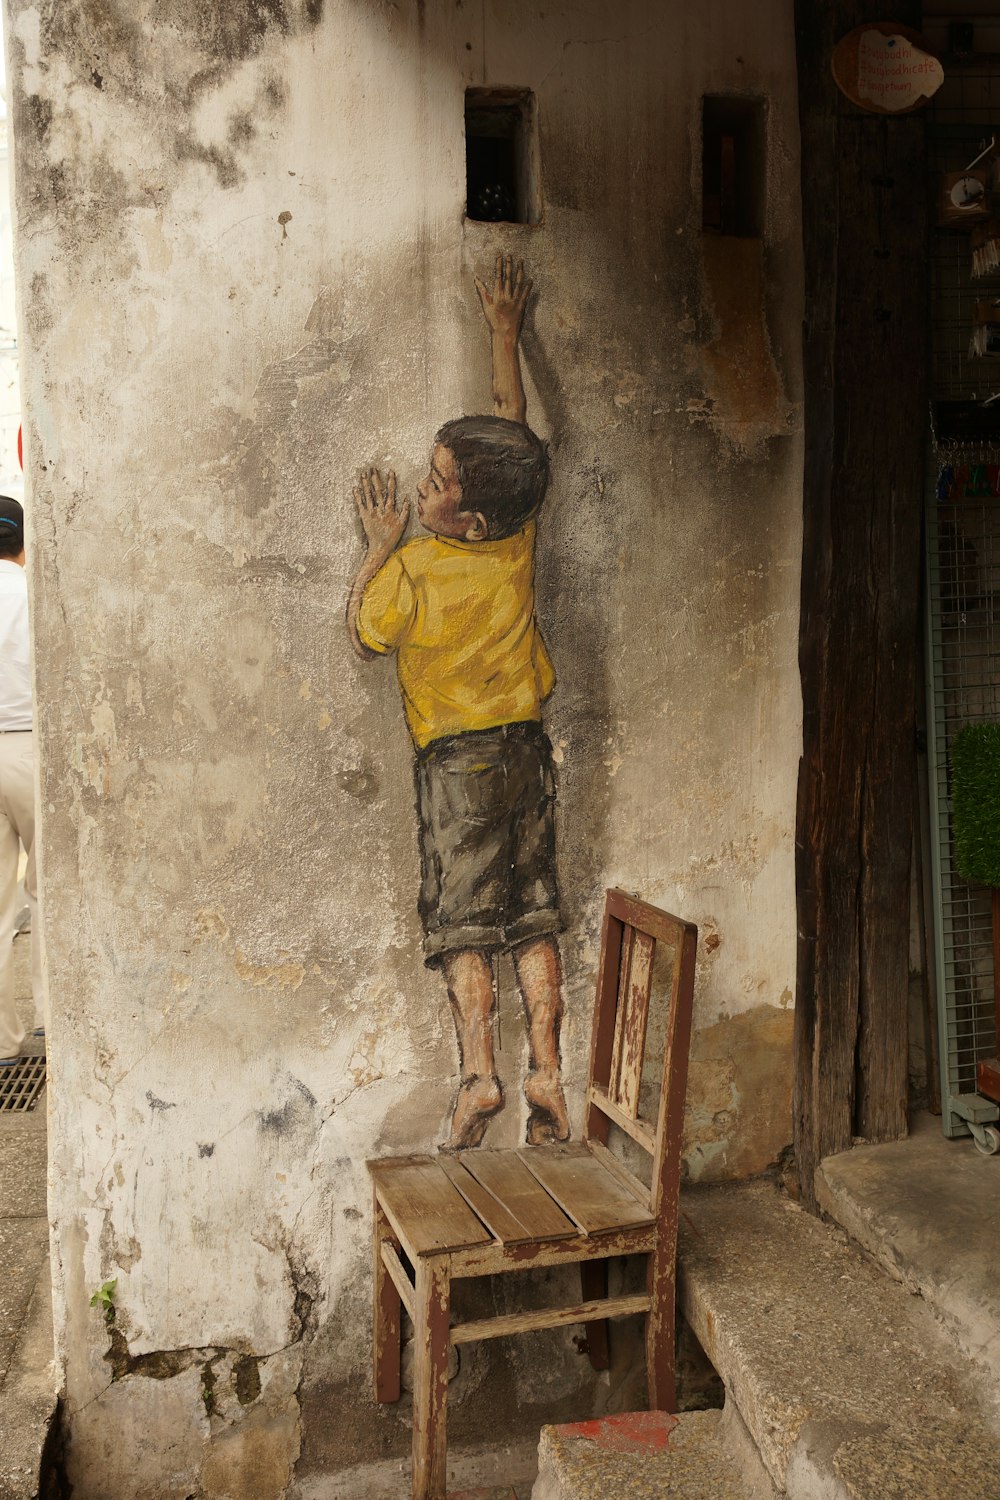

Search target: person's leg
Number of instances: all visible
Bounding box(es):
[24,879,45,1037]
[512,933,570,1144]
[442,948,504,1148]
[0,741,24,1061]
[416,735,512,1148]
[504,730,568,1144]
[3,734,43,1035]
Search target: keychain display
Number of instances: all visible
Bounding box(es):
[972,217,1000,279]
[935,440,1000,502]
[970,300,1000,357]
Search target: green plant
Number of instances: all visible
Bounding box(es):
[89,1278,118,1328]
[952,723,1000,886]
[201,1357,218,1417]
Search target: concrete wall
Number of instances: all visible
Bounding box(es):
[0,108,23,498]
[5,0,803,1492]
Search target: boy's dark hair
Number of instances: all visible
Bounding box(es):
[435,415,549,539]
[0,497,23,560]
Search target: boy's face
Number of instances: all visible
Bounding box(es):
[417,445,486,541]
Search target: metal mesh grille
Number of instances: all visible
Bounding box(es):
[926,67,1000,1132]
[926,499,1000,1111]
[0,1053,46,1112]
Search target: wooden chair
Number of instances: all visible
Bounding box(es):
[368,889,698,1500]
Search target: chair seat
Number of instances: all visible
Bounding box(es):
[370,1141,655,1260]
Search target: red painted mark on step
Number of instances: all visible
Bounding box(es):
[554,1410,679,1453]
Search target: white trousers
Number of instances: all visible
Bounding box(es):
[0,730,44,1058]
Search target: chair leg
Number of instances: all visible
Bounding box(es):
[580,1260,610,1371]
[411,1257,451,1500]
[645,1244,676,1412]
[373,1193,402,1403]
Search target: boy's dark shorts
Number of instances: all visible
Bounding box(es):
[415,719,563,968]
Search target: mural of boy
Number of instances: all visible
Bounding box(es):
[346,254,569,1150]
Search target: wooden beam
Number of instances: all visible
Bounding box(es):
[587,1085,657,1154]
[380,1241,415,1322]
[373,1195,403,1404]
[412,1258,450,1500]
[450,1292,651,1345]
[794,0,927,1205]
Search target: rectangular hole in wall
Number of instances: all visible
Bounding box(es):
[702,95,767,237]
[465,88,540,224]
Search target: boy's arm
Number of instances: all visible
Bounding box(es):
[346,467,410,660]
[475,253,532,424]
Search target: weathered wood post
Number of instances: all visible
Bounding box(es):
[794,3,929,1206]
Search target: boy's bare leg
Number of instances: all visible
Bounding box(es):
[512,935,570,1144]
[442,949,505,1148]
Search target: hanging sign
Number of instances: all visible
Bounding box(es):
[832,24,944,114]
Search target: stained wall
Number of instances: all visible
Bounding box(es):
[5,0,803,1492]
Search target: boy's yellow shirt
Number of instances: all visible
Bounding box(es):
[357,520,555,750]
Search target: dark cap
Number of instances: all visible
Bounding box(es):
[0,496,22,541]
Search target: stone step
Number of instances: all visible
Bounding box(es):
[293,1440,540,1499]
[531,1408,777,1500]
[677,1178,999,1500]
[0,1107,58,1500]
[0,1250,59,1500]
[815,1112,1000,1423]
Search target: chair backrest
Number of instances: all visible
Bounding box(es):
[584,889,698,1221]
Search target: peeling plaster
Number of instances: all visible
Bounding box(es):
[690,237,798,456]
[684,1005,795,1181]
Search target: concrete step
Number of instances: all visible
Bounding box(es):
[291,1440,540,1499]
[0,1094,59,1500]
[531,1408,777,1500]
[815,1112,1000,1422]
[678,1178,999,1500]
[0,1249,58,1500]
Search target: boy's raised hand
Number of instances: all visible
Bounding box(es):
[475,253,532,342]
[353,467,410,556]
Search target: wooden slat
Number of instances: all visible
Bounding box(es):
[606,889,691,947]
[450,1222,656,1277]
[438,1157,531,1244]
[586,905,625,1143]
[615,928,655,1117]
[586,1139,652,1211]
[519,1143,655,1235]
[380,1242,415,1321]
[372,1160,494,1257]
[587,1085,657,1154]
[646,919,696,1411]
[608,924,635,1109]
[650,922,698,1221]
[458,1150,577,1241]
[450,1292,650,1345]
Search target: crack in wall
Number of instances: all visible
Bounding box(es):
[85,1242,318,1437]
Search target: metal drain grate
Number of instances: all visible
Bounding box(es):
[0,1054,46,1112]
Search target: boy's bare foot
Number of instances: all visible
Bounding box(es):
[447,1074,504,1150]
[524,1070,570,1146]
